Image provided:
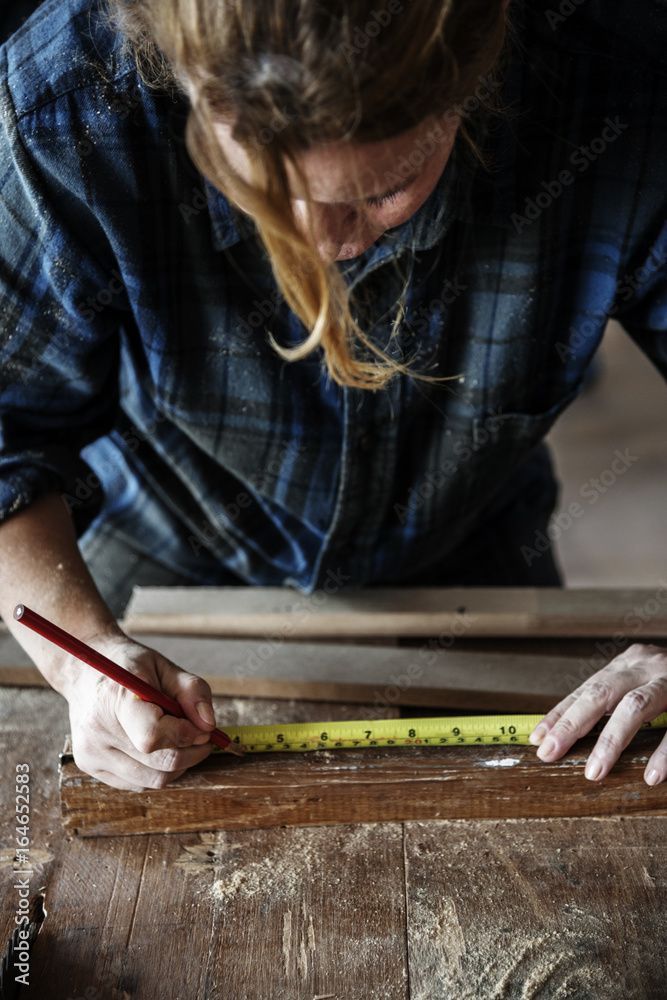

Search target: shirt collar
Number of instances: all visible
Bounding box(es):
[204,177,259,250]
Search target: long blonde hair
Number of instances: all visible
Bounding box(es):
[106,0,508,388]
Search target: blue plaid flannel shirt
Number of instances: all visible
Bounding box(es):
[0,0,665,594]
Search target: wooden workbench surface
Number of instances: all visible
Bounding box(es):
[1,687,666,1000]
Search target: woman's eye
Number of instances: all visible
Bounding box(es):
[364,189,404,209]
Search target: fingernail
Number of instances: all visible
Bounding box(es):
[646,769,661,786]
[193,731,211,745]
[196,702,215,727]
[537,737,556,760]
[585,756,603,781]
[529,725,547,745]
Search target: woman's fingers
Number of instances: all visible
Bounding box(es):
[527,643,667,783]
[531,671,636,761]
[117,688,212,757]
[585,677,667,782]
[528,691,581,746]
[72,704,215,790]
[82,750,192,792]
[644,729,667,786]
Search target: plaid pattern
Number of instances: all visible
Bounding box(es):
[0,0,665,594]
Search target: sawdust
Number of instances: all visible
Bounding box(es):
[409,923,604,1000]
[210,853,306,903]
[404,818,660,1000]
[204,827,323,904]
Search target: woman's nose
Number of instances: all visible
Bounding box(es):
[294,201,378,262]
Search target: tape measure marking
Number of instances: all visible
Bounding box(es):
[211,711,667,754]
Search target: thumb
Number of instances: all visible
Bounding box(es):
[154,658,216,732]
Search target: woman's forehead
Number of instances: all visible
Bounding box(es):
[214,114,452,203]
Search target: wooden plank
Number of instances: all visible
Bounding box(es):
[0,629,628,711]
[122,585,667,637]
[404,817,667,999]
[114,633,612,712]
[61,730,667,837]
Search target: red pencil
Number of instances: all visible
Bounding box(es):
[13,604,244,757]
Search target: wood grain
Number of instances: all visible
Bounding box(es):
[404,817,667,1000]
[104,633,609,712]
[122,585,667,637]
[61,731,667,837]
[25,823,409,1000]
[0,628,627,711]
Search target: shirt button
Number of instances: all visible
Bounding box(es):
[359,434,373,452]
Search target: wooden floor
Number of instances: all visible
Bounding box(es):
[2,686,667,1000]
[547,321,667,586]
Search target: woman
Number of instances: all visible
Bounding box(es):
[0,0,665,790]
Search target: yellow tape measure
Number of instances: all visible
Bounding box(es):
[213,711,667,754]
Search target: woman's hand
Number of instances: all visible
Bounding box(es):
[61,631,218,790]
[529,643,667,785]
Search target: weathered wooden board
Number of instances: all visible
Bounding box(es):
[122,585,667,637]
[0,628,626,711]
[60,730,667,837]
[97,634,611,712]
[404,817,667,1000]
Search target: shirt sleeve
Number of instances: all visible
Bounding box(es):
[0,44,127,533]
[615,238,667,381]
